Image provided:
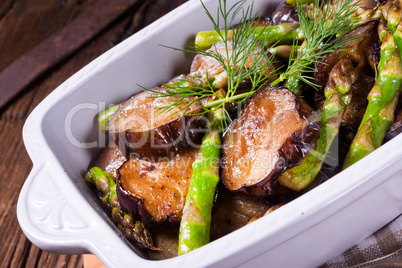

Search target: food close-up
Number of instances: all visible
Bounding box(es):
[82,0,402,260]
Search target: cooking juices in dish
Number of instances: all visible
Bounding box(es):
[85,0,401,260]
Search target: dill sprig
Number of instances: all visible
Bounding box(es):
[148,0,278,128]
[143,76,216,118]
[148,0,360,123]
[272,0,360,93]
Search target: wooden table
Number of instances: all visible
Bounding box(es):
[0,1,186,266]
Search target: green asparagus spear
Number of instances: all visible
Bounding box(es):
[383,0,402,52]
[281,40,307,95]
[194,4,379,53]
[163,74,209,93]
[343,8,402,168]
[273,0,361,95]
[178,103,224,255]
[268,45,299,58]
[279,56,358,191]
[85,167,156,249]
[163,71,231,94]
[98,104,119,134]
[195,23,303,50]
[85,167,118,206]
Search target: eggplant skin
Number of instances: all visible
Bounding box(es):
[314,20,380,89]
[89,142,126,180]
[314,21,380,131]
[116,149,199,228]
[385,94,402,142]
[271,2,299,26]
[221,86,320,198]
[115,114,206,161]
[107,88,207,160]
[190,41,278,88]
[210,189,272,241]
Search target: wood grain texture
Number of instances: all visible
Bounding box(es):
[0,0,144,109]
[0,0,187,267]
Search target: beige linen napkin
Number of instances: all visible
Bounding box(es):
[322,214,402,267]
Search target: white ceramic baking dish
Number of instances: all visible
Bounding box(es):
[17,0,402,267]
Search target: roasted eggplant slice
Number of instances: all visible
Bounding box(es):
[148,188,272,259]
[235,16,271,28]
[106,88,207,160]
[148,228,179,260]
[190,41,277,88]
[89,142,126,180]
[210,189,272,240]
[248,16,271,28]
[315,73,375,132]
[384,94,402,142]
[314,20,380,131]
[314,20,380,89]
[358,0,382,10]
[341,74,375,131]
[221,86,320,197]
[271,2,299,26]
[116,148,199,228]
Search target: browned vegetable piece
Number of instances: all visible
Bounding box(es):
[385,94,402,142]
[106,87,207,160]
[147,188,272,260]
[116,148,199,227]
[315,73,375,132]
[221,85,320,197]
[236,16,271,28]
[314,20,380,131]
[248,203,286,224]
[89,142,126,180]
[249,16,271,28]
[341,74,375,131]
[210,189,272,240]
[314,20,380,89]
[358,0,382,10]
[148,228,179,260]
[271,2,299,26]
[190,41,277,88]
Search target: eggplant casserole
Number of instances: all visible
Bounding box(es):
[84,0,402,259]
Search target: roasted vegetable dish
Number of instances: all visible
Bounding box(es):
[85,0,402,259]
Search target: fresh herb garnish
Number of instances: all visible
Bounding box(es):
[276,0,360,94]
[147,0,278,129]
[148,0,360,124]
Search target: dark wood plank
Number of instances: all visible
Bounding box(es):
[0,1,187,267]
[0,0,142,110]
[0,0,93,72]
[0,0,14,20]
